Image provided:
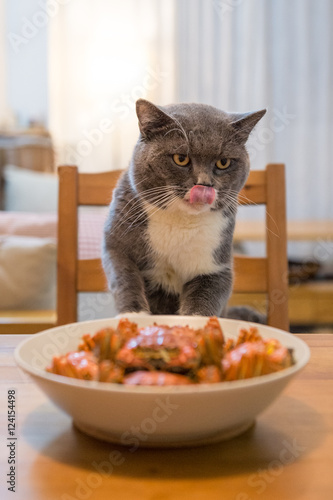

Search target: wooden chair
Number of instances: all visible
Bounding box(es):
[231,163,289,331]
[57,163,289,331]
[57,167,121,326]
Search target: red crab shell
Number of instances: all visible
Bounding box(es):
[196,365,222,384]
[78,319,139,361]
[115,324,200,372]
[98,360,124,383]
[222,339,294,381]
[46,351,99,381]
[195,316,225,365]
[236,326,262,345]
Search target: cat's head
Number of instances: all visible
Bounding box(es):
[129,99,266,215]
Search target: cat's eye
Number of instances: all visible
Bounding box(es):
[173,154,190,166]
[216,158,231,170]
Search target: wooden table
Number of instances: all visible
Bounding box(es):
[1,334,332,500]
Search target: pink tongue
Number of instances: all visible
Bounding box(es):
[189,185,216,205]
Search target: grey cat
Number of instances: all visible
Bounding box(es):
[102,99,266,319]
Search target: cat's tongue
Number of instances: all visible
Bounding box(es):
[189,185,216,205]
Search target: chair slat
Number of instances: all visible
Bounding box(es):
[78,170,123,205]
[77,259,108,292]
[265,163,289,331]
[233,255,267,293]
[57,166,79,325]
[238,169,266,205]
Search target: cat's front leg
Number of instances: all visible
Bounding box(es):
[179,270,232,317]
[102,250,150,314]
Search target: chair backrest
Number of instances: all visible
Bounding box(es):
[232,163,289,331]
[57,163,289,330]
[57,167,121,326]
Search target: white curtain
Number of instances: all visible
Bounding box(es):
[175,0,333,222]
[0,0,8,126]
[49,0,333,222]
[49,0,176,172]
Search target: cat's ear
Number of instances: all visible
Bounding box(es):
[230,109,267,143]
[136,99,176,139]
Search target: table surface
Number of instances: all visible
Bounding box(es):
[1,333,332,500]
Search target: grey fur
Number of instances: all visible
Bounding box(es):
[102,99,266,319]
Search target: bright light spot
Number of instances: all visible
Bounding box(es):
[84,14,151,98]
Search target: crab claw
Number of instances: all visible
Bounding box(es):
[46,351,99,380]
[189,185,216,205]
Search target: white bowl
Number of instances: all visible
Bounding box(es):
[15,316,310,447]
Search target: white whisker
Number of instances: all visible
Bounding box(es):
[228,189,280,238]
[116,190,181,239]
[110,185,183,234]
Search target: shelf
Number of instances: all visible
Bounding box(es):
[234,219,333,242]
[0,310,56,334]
[229,280,333,325]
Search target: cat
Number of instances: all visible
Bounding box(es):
[102,98,266,320]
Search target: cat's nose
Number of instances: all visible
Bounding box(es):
[197,183,214,188]
[196,173,213,187]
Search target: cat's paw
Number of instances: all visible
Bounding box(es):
[115,311,151,319]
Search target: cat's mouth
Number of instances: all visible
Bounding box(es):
[183,185,216,206]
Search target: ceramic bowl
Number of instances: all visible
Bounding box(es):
[15,316,310,447]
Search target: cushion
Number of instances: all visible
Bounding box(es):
[0,211,57,238]
[0,206,108,260]
[0,236,57,310]
[78,206,108,259]
[3,165,58,212]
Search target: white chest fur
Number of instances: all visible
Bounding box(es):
[144,203,228,294]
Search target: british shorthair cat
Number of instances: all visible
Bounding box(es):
[102,99,266,320]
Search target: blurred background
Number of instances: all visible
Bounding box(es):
[0,0,332,329]
[1,0,332,216]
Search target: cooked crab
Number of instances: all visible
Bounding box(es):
[46,317,295,386]
[195,316,225,365]
[222,338,294,381]
[78,318,138,361]
[98,360,124,383]
[46,351,99,380]
[115,324,200,373]
[196,365,222,383]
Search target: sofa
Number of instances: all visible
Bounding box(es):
[0,165,117,333]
